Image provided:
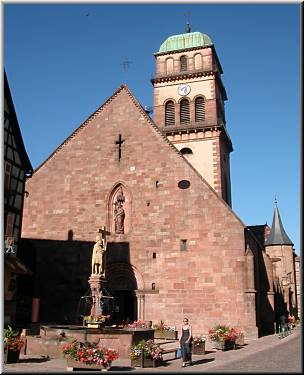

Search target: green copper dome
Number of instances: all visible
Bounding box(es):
[158,31,213,54]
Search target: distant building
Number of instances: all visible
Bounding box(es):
[19,26,299,337]
[4,71,33,324]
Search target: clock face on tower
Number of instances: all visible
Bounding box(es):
[178,84,191,96]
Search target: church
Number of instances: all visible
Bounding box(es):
[18,25,299,339]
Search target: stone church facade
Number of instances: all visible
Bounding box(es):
[19,27,299,338]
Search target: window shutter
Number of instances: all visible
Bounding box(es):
[195,97,205,122]
[180,56,187,71]
[180,99,190,124]
[165,101,175,126]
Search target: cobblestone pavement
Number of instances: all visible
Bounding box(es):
[2,327,301,373]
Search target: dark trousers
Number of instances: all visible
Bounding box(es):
[280,324,288,337]
[181,341,192,362]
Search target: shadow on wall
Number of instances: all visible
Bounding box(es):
[258,251,275,336]
[245,226,275,337]
[16,236,138,326]
[16,237,101,325]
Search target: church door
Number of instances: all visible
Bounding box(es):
[106,260,140,325]
[111,290,137,324]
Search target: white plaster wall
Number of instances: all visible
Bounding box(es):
[173,139,214,188]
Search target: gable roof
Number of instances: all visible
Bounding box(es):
[33,84,245,227]
[33,84,179,173]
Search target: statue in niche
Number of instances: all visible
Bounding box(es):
[114,187,125,234]
[91,234,106,276]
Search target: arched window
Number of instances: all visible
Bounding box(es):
[180,55,187,71]
[195,97,205,122]
[166,58,174,74]
[180,147,193,155]
[165,101,175,126]
[180,99,190,124]
[194,53,202,69]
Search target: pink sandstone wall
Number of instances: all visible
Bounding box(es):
[22,86,256,337]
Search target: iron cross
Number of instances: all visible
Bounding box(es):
[121,58,132,72]
[115,134,125,162]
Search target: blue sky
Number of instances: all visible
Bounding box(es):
[4,2,301,253]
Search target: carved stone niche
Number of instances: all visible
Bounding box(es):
[108,183,131,235]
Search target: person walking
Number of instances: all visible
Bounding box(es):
[279,312,288,339]
[179,317,193,367]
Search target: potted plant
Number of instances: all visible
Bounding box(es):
[127,320,147,329]
[208,324,241,351]
[83,314,110,328]
[192,335,206,355]
[153,321,178,340]
[130,339,163,368]
[62,339,118,371]
[4,325,24,364]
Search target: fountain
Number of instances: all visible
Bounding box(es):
[25,227,153,359]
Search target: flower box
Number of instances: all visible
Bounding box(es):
[154,330,178,340]
[192,335,206,355]
[131,355,162,368]
[66,358,111,371]
[130,339,163,367]
[235,333,244,346]
[212,340,235,351]
[208,324,242,351]
[62,340,118,370]
[4,349,20,364]
[193,342,206,355]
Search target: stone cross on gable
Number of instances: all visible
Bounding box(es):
[115,134,125,162]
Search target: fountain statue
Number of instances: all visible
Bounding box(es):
[87,226,110,321]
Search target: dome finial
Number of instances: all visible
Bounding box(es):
[185,22,191,33]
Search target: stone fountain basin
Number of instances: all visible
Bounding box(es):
[25,325,154,359]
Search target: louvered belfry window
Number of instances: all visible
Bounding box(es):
[180,56,187,71]
[165,100,175,126]
[180,99,190,124]
[195,97,205,122]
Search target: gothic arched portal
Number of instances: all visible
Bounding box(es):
[106,262,144,324]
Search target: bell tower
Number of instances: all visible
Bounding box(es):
[151,24,233,206]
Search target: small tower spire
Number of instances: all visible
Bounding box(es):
[265,202,293,246]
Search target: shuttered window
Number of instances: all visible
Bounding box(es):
[180,56,187,71]
[180,99,190,124]
[195,97,205,122]
[5,212,15,237]
[165,101,175,126]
